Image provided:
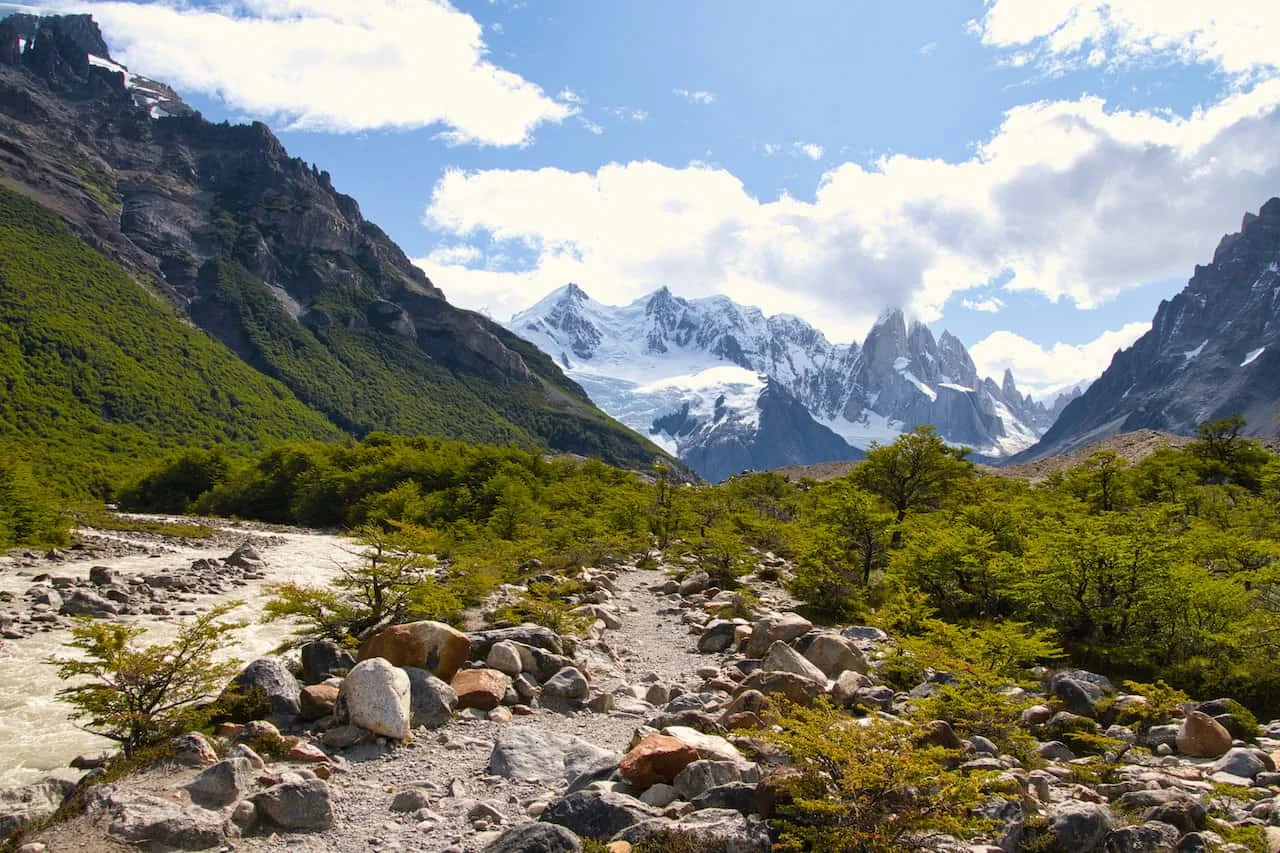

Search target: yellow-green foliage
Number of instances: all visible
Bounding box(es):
[0,458,69,548]
[762,701,991,852]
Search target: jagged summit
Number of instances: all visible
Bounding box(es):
[1020,197,1280,461]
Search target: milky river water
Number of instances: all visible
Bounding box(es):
[0,523,360,789]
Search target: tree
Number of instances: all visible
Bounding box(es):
[1189,414,1270,490]
[810,480,894,586]
[1063,450,1132,513]
[855,426,973,530]
[53,603,245,756]
[0,458,68,548]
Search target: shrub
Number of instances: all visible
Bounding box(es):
[52,603,245,756]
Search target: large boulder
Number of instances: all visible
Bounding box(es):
[698,620,740,653]
[1103,822,1180,853]
[1176,711,1233,758]
[403,666,457,729]
[1047,800,1115,852]
[612,808,772,852]
[488,728,619,783]
[469,626,565,658]
[253,776,334,830]
[101,790,226,850]
[183,757,254,808]
[1050,672,1106,717]
[482,822,583,853]
[663,726,744,763]
[299,684,340,721]
[801,634,868,678]
[340,658,412,739]
[762,641,827,683]
[539,791,661,839]
[674,760,753,801]
[542,667,590,703]
[738,670,825,705]
[300,639,356,684]
[0,779,73,842]
[618,734,700,787]
[452,668,511,711]
[227,658,301,725]
[358,621,470,681]
[1208,747,1270,780]
[745,613,813,658]
[59,589,118,617]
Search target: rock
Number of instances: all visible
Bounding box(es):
[662,726,744,763]
[299,684,340,721]
[287,742,330,764]
[253,777,334,830]
[678,570,711,596]
[698,620,739,653]
[488,728,620,784]
[830,670,873,706]
[673,760,751,801]
[171,732,218,767]
[470,626,565,658]
[1047,800,1115,852]
[618,735,701,788]
[183,757,253,808]
[801,634,868,678]
[321,724,369,749]
[543,667,590,702]
[0,779,73,841]
[452,668,512,711]
[340,657,412,739]
[391,789,432,812]
[692,782,757,815]
[539,791,661,840]
[403,666,458,729]
[762,641,828,682]
[300,639,356,684]
[918,720,964,750]
[745,613,813,657]
[738,670,825,705]
[1176,711,1233,758]
[483,822,584,853]
[1140,795,1206,834]
[1038,741,1076,762]
[1103,822,1181,852]
[228,657,302,725]
[639,783,678,807]
[359,620,471,681]
[226,744,266,770]
[487,640,524,676]
[1209,747,1268,780]
[612,808,772,852]
[101,790,226,850]
[88,565,115,586]
[58,589,117,617]
[1050,673,1104,716]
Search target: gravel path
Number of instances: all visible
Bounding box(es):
[241,565,707,853]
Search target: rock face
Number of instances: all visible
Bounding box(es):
[358,621,471,682]
[0,12,665,471]
[340,658,412,739]
[1020,198,1280,461]
[508,285,1057,479]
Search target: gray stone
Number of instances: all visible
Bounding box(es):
[539,790,661,839]
[761,641,827,682]
[99,788,224,851]
[252,777,334,830]
[59,589,118,617]
[543,667,590,702]
[745,613,812,658]
[1208,747,1268,780]
[691,782,757,815]
[0,779,73,842]
[299,639,356,684]
[489,728,620,784]
[1051,674,1103,716]
[1047,800,1115,852]
[469,626,564,658]
[639,783,678,807]
[1038,741,1076,762]
[698,620,738,653]
[487,640,524,676]
[1103,821,1180,852]
[340,657,411,739]
[678,570,711,596]
[673,761,751,801]
[612,808,772,852]
[403,666,457,729]
[228,657,301,725]
[482,822,583,853]
[801,634,868,678]
[183,757,253,808]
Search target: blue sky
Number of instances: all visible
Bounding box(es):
[16,0,1280,396]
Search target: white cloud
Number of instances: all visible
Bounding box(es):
[673,88,716,105]
[761,143,782,156]
[795,142,824,160]
[421,82,1280,341]
[977,0,1280,81]
[40,0,573,144]
[425,244,483,266]
[606,106,648,122]
[918,41,938,57]
[970,322,1150,397]
[961,296,1006,313]
[558,88,584,104]
[578,117,604,135]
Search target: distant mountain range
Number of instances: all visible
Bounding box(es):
[1020,198,1280,461]
[0,13,667,484]
[508,285,1078,480]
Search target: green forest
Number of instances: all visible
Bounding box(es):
[114,417,1280,716]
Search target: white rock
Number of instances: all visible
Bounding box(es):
[340,658,411,739]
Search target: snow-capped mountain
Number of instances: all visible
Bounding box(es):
[1021,198,1280,461]
[508,285,1057,479]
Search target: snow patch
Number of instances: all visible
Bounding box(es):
[900,370,937,402]
[1182,340,1208,361]
[938,382,975,393]
[821,412,905,449]
[16,37,26,53]
[1241,347,1265,367]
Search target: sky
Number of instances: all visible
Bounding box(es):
[13,0,1280,398]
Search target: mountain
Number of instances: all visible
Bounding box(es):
[0,13,667,480]
[1021,198,1280,461]
[508,285,1055,480]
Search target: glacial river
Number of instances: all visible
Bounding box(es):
[0,522,360,789]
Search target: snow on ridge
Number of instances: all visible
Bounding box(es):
[900,370,937,402]
[1182,340,1208,361]
[938,382,975,393]
[1242,347,1265,367]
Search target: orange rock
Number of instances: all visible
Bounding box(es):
[287,742,330,764]
[451,668,511,711]
[358,621,471,681]
[618,734,700,788]
[1176,711,1233,758]
[299,684,339,721]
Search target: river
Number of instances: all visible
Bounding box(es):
[0,522,359,789]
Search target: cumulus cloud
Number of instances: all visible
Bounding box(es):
[673,88,716,104]
[970,322,1150,398]
[795,142,824,160]
[961,296,1006,313]
[976,0,1280,80]
[35,0,574,143]
[422,82,1280,341]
